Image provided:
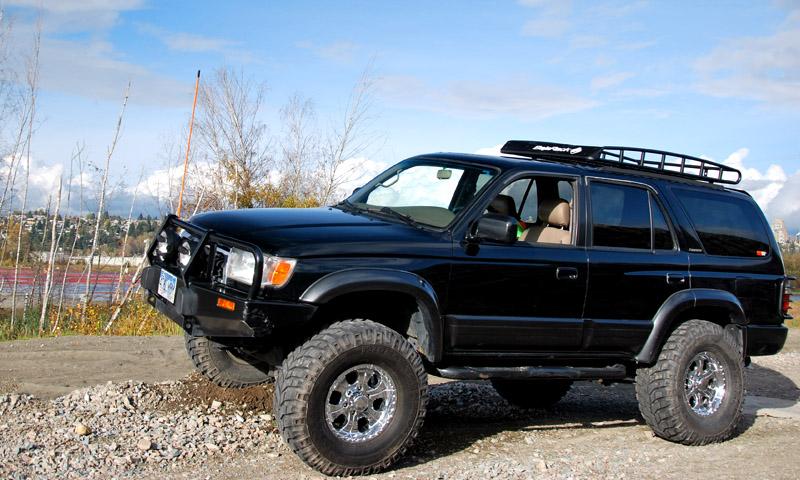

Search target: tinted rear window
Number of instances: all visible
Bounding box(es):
[674,188,770,257]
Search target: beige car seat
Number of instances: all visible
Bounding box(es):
[520,199,571,245]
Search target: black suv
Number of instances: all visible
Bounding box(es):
[141,140,792,476]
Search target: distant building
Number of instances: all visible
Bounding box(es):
[772,219,789,244]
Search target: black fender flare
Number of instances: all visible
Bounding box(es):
[636,288,747,364]
[299,268,443,362]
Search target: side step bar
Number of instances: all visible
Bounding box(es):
[434,364,628,381]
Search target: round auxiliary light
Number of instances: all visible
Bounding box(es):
[155,230,178,261]
[178,239,192,268]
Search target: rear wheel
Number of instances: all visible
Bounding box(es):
[274,319,427,476]
[185,335,275,388]
[491,379,572,409]
[635,320,744,445]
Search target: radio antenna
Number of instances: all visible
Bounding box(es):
[177,69,200,217]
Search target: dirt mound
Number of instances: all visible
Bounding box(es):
[165,373,275,413]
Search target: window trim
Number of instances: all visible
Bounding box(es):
[586,177,678,254]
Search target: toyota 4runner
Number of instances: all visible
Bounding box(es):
[141,140,793,476]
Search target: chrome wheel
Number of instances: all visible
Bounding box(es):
[684,351,727,417]
[325,364,397,442]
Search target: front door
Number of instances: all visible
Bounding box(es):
[445,175,589,352]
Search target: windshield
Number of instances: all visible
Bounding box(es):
[346,160,497,228]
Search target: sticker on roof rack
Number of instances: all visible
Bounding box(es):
[531,145,583,155]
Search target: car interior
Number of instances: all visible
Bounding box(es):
[486,177,574,245]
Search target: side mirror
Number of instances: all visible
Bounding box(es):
[473,214,517,244]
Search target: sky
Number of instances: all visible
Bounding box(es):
[1,0,800,231]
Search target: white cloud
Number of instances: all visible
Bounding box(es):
[694,11,800,106]
[474,144,504,156]
[519,1,572,38]
[378,75,598,121]
[35,37,193,107]
[162,32,238,53]
[296,40,360,64]
[5,0,145,32]
[4,4,193,107]
[590,72,634,90]
[136,24,254,62]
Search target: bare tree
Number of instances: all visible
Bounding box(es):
[53,144,86,333]
[196,67,272,209]
[114,169,142,302]
[81,82,130,320]
[279,94,318,202]
[39,175,61,332]
[316,67,378,205]
[10,21,39,329]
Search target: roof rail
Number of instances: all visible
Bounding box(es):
[500,140,742,185]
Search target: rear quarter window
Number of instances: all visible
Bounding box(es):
[673,188,771,257]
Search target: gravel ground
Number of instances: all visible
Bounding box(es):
[0,333,798,479]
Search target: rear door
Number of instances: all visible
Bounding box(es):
[583,179,689,354]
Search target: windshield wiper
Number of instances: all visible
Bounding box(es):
[374,207,425,229]
[334,199,361,213]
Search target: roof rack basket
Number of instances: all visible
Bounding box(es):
[500,140,742,185]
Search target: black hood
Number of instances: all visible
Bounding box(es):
[190,207,447,257]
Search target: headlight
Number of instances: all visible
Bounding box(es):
[224,247,296,288]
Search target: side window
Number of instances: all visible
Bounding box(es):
[497,178,538,222]
[651,195,674,250]
[590,182,651,249]
[674,188,770,257]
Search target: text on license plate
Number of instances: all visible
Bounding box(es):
[157,269,177,304]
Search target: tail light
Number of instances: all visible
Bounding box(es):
[783,278,795,317]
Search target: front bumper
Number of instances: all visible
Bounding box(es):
[746,324,788,356]
[141,265,317,337]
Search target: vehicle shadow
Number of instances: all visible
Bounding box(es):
[397,361,798,470]
[398,379,642,468]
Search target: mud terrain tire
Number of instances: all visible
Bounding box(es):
[635,320,744,445]
[185,335,274,388]
[274,319,427,476]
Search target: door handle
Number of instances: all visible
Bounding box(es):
[666,273,687,285]
[556,267,579,281]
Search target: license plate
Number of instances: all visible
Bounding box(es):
[157,269,177,304]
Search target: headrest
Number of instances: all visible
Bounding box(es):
[538,199,570,228]
[488,194,517,218]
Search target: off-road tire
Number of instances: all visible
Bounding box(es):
[185,335,274,388]
[635,320,744,445]
[274,319,427,476]
[491,379,572,409]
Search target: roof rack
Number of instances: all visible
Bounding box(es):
[500,140,742,185]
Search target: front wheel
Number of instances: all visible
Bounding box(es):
[635,320,744,445]
[185,335,275,388]
[274,319,427,476]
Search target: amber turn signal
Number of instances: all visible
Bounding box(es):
[216,297,236,311]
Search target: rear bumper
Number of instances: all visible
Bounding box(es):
[141,265,317,337]
[746,324,788,356]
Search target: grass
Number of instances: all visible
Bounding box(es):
[0,296,182,341]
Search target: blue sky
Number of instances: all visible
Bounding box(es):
[3,0,800,229]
